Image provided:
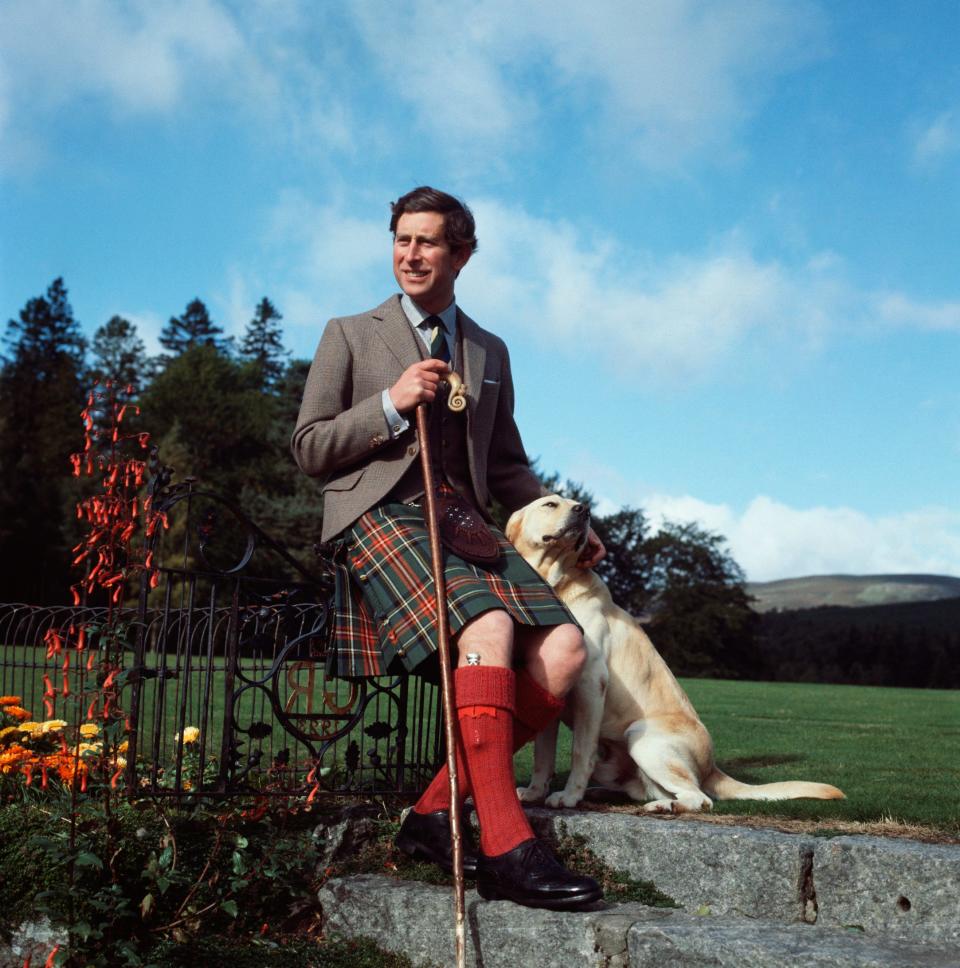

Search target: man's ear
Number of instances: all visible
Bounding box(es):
[451,244,472,275]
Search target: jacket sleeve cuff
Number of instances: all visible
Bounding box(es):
[381,389,409,438]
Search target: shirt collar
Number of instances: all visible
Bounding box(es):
[400,293,457,336]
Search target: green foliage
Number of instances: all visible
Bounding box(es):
[149,935,415,968]
[0,277,87,602]
[140,344,277,496]
[756,598,960,688]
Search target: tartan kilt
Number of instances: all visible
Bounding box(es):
[326,502,577,678]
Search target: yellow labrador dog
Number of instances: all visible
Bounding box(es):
[507,495,844,813]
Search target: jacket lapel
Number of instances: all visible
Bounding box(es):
[457,309,487,418]
[371,295,423,371]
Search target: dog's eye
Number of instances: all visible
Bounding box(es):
[543,501,558,508]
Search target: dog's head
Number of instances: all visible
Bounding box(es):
[506,494,591,588]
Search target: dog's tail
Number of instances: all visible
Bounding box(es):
[703,769,844,802]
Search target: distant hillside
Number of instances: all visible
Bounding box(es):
[747,574,960,613]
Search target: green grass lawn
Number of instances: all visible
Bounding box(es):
[5,642,958,832]
[514,678,960,835]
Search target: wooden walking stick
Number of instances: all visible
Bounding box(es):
[416,401,467,968]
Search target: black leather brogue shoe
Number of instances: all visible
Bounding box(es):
[476,837,604,910]
[395,809,479,877]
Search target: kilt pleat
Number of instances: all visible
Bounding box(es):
[326,502,576,678]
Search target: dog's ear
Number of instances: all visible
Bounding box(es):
[504,506,526,546]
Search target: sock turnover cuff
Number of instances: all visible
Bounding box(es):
[454,665,515,713]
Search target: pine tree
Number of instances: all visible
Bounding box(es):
[0,278,87,602]
[159,298,226,356]
[240,297,288,389]
[89,315,149,389]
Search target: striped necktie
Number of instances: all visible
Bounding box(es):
[424,315,451,363]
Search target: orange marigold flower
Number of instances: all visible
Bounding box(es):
[4,706,31,722]
[0,696,23,706]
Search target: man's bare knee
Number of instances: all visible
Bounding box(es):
[518,622,586,696]
[549,623,587,680]
[456,609,514,667]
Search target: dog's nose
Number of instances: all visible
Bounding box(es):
[573,503,586,515]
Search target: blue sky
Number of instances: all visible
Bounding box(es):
[2,0,958,581]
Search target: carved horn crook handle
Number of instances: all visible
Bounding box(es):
[447,372,467,412]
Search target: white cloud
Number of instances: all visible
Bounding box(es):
[643,493,960,581]
[875,292,960,332]
[254,191,960,375]
[1,0,826,168]
[458,199,851,379]
[912,110,959,168]
[0,0,352,162]
[347,0,826,165]
[0,0,244,116]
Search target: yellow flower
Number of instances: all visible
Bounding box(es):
[176,726,200,744]
[118,740,129,753]
[40,720,68,733]
[19,721,41,734]
[0,726,17,740]
[79,723,99,738]
[77,742,101,756]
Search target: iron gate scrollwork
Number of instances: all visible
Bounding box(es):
[117,460,444,798]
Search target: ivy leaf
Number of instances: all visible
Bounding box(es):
[220,900,239,919]
[364,720,393,740]
[141,892,154,918]
[75,851,103,869]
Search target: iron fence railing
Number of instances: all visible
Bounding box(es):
[1,472,444,799]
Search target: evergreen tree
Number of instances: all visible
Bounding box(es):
[140,343,275,496]
[159,298,226,356]
[89,315,149,389]
[240,297,288,390]
[0,278,87,602]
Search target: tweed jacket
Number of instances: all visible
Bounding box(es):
[292,294,545,543]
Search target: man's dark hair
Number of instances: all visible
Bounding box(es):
[390,186,478,253]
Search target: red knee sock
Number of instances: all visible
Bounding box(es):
[453,666,533,857]
[513,669,567,748]
[413,669,565,855]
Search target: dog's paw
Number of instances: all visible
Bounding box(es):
[516,785,546,803]
[641,799,676,814]
[545,790,584,810]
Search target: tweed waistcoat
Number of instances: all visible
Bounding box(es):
[389,328,475,506]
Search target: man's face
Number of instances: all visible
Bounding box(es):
[393,211,471,314]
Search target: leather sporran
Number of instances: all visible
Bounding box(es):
[435,483,501,564]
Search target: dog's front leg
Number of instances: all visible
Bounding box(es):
[546,667,606,809]
[517,719,558,803]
